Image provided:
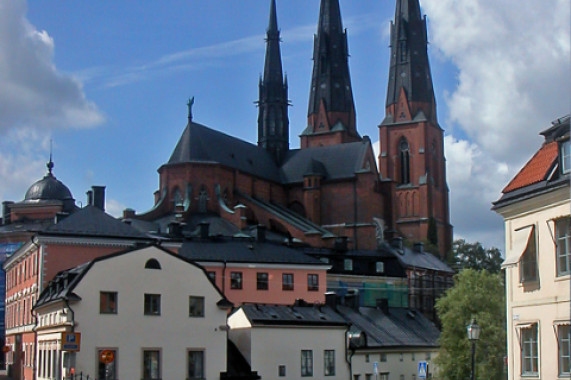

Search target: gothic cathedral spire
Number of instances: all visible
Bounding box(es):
[257,0,289,164]
[379,0,452,257]
[384,0,437,124]
[301,0,360,149]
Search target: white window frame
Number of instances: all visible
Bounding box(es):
[301,349,313,377]
[559,324,571,377]
[556,218,571,276]
[520,323,539,376]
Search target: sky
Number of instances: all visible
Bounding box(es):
[0,0,569,252]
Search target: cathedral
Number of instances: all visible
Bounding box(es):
[127,0,453,257]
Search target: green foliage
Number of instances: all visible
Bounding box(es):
[427,217,438,246]
[448,239,503,273]
[434,269,506,380]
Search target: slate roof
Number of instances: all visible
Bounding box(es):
[179,238,327,266]
[166,121,282,183]
[385,243,454,273]
[42,205,149,239]
[238,303,347,327]
[337,305,439,348]
[502,141,558,193]
[280,140,370,183]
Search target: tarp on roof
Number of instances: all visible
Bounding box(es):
[502,225,534,267]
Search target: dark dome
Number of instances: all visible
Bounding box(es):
[24,160,75,212]
[24,173,74,202]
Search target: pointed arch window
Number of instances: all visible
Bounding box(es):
[399,138,411,184]
[198,186,209,213]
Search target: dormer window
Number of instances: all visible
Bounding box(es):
[561,140,570,174]
[145,259,161,270]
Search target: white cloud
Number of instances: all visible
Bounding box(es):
[105,198,127,218]
[0,0,104,131]
[0,128,51,204]
[423,0,570,166]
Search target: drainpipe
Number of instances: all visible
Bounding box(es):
[30,236,40,380]
[345,324,353,380]
[353,180,358,249]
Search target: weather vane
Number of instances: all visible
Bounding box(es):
[187,97,195,122]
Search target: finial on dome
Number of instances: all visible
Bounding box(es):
[47,140,54,176]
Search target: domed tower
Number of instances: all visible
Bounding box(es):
[3,157,76,225]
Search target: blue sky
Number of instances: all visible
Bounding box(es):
[1,0,569,251]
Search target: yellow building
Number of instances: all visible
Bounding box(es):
[493,115,570,379]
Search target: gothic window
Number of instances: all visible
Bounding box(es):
[432,140,439,187]
[198,186,208,213]
[173,187,182,206]
[399,40,407,62]
[399,138,411,184]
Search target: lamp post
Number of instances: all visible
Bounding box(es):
[467,318,481,380]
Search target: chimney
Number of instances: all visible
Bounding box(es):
[199,222,210,239]
[92,186,106,211]
[334,236,348,252]
[376,298,389,314]
[391,237,403,251]
[325,292,338,310]
[256,224,266,243]
[414,242,424,254]
[2,201,13,225]
[344,289,360,310]
[86,190,93,206]
[168,222,183,238]
[123,208,136,219]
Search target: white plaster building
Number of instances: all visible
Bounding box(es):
[228,303,350,380]
[33,245,231,380]
[494,115,570,379]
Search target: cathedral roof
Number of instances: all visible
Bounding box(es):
[166,121,282,183]
[281,140,371,184]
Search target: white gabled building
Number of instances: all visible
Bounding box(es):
[228,303,350,380]
[493,115,570,380]
[33,245,232,380]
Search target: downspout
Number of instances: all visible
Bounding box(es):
[345,325,353,380]
[30,236,40,380]
[353,179,358,249]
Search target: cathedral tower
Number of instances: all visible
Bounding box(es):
[379,0,452,256]
[257,0,289,164]
[301,0,361,148]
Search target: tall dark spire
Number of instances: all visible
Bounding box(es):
[302,0,359,148]
[384,0,437,124]
[257,0,289,164]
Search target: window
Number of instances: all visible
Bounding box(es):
[207,271,216,282]
[144,294,161,316]
[308,274,319,291]
[144,259,161,270]
[230,272,243,289]
[365,375,372,380]
[521,323,538,376]
[143,350,160,380]
[301,350,313,377]
[559,324,571,377]
[399,353,403,361]
[520,229,538,283]
[278,365,286,377]
[376,262,384,273]
[380,353,387,362]
[283,273,294,291]
[324,350,335,376]
[98,349,117,380]
[100,292,118,314]
[380,374,389,380]
[399,138,410,184]
[365,354,370,363]
[344,259,353,271]
[562,140,570,174]
[189,296,204,317]
[187,350,204,379]
[412,352,415,360]
[257,272,269,290]
[556,218,571,276]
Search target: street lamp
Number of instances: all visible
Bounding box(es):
[467,318,481,380]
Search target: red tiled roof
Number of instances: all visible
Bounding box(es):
[503,141,558,193]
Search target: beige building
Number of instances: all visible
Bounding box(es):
[493,115,570,379]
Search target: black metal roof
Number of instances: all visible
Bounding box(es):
[280,140,370,183]
[238,303,348,327]
[179,238,327,266]
[385,243,454,273]
[42,205,149,239]
[165,121,282,183]
[21,160,76,213]
[337,305,440,348]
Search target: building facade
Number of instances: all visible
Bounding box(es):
[493,115,570,379]
[33,245,230,380]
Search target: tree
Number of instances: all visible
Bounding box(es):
[448,239,503,273]
[435,269,506,380]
